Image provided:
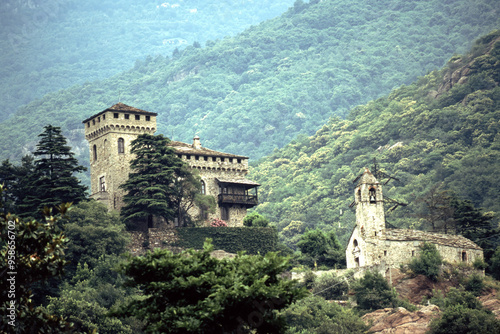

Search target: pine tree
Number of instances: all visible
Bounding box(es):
[120,133,193,227]
[20,125,87,217]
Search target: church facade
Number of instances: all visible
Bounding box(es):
[345,169,483,269]
[83,103,259,227]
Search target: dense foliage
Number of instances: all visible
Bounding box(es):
[1,0,500,169]
[296,229,345,269]
[351,271,396,311]
[117,240,307,333]
[408,242,442,281]
[279,295,369,334]
[175,227,279,255]
[0,0,296,118]
[251,30,500,251]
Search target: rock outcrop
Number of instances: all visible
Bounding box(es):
[362,305,441,334]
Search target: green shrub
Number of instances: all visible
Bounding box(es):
[352,271,396,311]
[301,270,316,290]
[465,273,485,296]
[312,272,349,301]
[490,246,500,280]
[429,304,500,334]
[473,258,488,270]
[243,212,270,227]
[279,295,369,334]
[408,242,442,281]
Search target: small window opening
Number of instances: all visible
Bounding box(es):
[146,115,151,121]
[114,113,119,118]
[201,181,206,195]
[118,138,125,154]
[212,157,216,162]
[124,114,130,119]
[204,156,208,161]
[412,250,415,257]
[369,187,376,203]
[98,117,100,122]
[103,114,106,120]
[355,257,360,267]
[186,155,191,160]
[384,250,387,256]
[229,158,233,163]
[93,144,97,161]
[462,251,467,262]
[237,158,241,163]
[87,122,90,128]
[135,115,140,120]
[99,176,106,192]
[92,119,95,125]
[357,188,362,202]
[195,155,199,161]
[353,239,358,248]
[375,231,377,236]
[221,207,229,221]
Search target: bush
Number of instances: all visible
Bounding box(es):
[243,212,270,227]
[408,242,442,281]
[465,273,485,296]
[473,258,488,270]
[301,270,316,290]
[352,271,395,311]
[279,295,369,334]
[490,246,500,280]
[312,272,349,301]
[429,304,500,334]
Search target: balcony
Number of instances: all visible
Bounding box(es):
[218,193,258,207]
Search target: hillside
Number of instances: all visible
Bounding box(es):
[250,30,500,246]
[0,0,295,118]
[1,0,499,168]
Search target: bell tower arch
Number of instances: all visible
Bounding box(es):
[83,103,157,211]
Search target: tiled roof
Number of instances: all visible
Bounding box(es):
[82,102,157,123]
[216,178,260,187]
[169,141,248,159]
[385,229,482,250]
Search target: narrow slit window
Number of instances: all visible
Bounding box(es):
[118,138,125,154]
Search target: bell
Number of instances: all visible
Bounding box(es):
[370,195,376,202]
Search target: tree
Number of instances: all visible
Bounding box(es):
[416,185,456,234]
[352,271,395,311]
[279,295,368,334]
[490,246,500,280]
[0,185,72,333]
[296,229,345,268]
[408,242,442,281]
[243,212,270,227]
[116,240,307,333]
[120,134,190,227]
[18,125,87,218]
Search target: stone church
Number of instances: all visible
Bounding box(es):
[345,168,483,269]
[82,103,259,227]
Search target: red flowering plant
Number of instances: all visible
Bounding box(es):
[210,218,227,227]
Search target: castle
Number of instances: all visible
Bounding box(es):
[345,168,483,269]
[82,103,259,227]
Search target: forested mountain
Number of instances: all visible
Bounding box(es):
[0,0,296,117]
[1,0,499,172]
[250,30,500,246]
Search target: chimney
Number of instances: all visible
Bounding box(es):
[193,135,202,149]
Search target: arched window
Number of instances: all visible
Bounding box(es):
[353,239,358,248]
[118,138,125,154]
[357,188,361,202]
[93,144,97,161]
[201,180,206,195]
[369,187,376,203]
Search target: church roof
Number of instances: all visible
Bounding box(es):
[355,168,379,186]
[169,140,248,159]
[82,102,157,123]
[385,228,482,250]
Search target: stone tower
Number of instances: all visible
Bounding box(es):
[346,168,386,268]
[82,103,157,211]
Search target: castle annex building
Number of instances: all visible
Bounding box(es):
[83,103,259,226]
[345,169,483,269]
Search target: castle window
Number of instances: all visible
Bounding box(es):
[99,176,106,192]
[221,157,225,162]
[229,158,233,163]
[212,157,216,162]
[369,187,376,203]
[357,189,362,202]
[384,250,387,256]
[87,122,90,128]
[93,119,95,125]
[195,155,199,161]
[135,115,140,120]
[186,155,191,160]
[124,114,130,119]
[412,250,415,257]
[118,138,125,154]
[93,144,97,161]
[103,114,106,120]
[462,251,467,262]
[204,156,208,161]
[98,117,100,122]
[201,181,206,195]
[114,113,119,119]
[237,158,241,163]
[146,116,151,121]
[221,207,229,221]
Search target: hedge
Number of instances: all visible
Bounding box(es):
[174,227,278,255]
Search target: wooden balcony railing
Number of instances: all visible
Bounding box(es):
[218,194,258,207]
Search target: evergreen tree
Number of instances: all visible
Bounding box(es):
[19,125,87,218]
[120,133,199,227]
